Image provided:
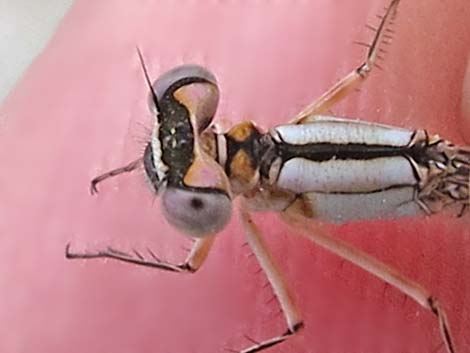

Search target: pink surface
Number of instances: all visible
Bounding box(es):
[1,1,470,353]
[463,58,470,142]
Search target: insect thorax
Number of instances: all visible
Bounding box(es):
[201,121,469,220]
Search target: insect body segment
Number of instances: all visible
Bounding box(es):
[215,121,267,194]
[139,58,233,237]
[414,135,470,216]
[209,118,470,224]
[215,119,421,223]
[147,66,218,187]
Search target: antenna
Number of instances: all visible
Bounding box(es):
[136,46,161,114]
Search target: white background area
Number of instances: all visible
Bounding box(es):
[0,0,74,103]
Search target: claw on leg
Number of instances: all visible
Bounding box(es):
[65,242,184,272]
[282,207,457,353]
[236,204,304,353]
[428,297,456,353]
[90,158,142,195]
[65,237,215,274]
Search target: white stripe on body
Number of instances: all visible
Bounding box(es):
[277,157,417,193]
[273,119,413,147]
[151,125,169,182]
[304,187,423,223]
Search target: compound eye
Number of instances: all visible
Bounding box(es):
[161,188,232,238]
[148,64,218,108]
[143,143,160,193]
[148,65,219,132]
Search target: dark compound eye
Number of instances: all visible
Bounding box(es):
[148,65,220,133]
[161,187,232,238]
[148,64,218,114]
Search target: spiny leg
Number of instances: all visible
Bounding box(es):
[236,204,303,353]
[90,158,142,195]
[281,205,456,353]
[65,236,215,273]
[291,0,401,124]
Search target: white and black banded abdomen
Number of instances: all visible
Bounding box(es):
[265,119,426,223]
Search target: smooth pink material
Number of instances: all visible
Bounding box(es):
[462,57,470,143]
[1,1,469,352]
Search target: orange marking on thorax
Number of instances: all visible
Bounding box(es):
[227,121,258,142]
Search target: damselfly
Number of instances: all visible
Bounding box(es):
[66,1,469,352]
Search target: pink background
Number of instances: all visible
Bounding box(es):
[1,1,470,352]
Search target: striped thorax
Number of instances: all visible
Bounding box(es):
[208,116,470,223]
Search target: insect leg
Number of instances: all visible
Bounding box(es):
[281,207,456,353]
[237,204,303,353]
[291,0,401,124]
[90,158,142,195]
[65,236,215,273]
